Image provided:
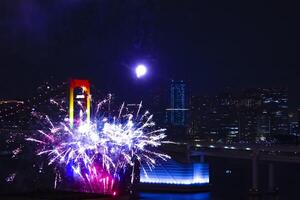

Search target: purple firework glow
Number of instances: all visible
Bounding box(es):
[26,94,171,195]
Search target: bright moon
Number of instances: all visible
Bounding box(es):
[135,64,147,78]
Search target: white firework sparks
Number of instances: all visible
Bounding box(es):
[26,97,171,194]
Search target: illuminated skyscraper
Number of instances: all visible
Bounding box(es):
[166,80,189,126]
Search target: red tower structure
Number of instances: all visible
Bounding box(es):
[69,79,91,128]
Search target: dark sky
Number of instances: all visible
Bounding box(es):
[0,1,299,106]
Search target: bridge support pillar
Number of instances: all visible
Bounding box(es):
[249,151,260,195]
[267,162,278,194]
[252,154,258,190]
[268,163,274,191]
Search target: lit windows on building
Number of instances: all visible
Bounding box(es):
[166,80,189,126]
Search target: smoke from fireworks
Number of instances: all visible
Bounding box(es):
[26,93,171,194]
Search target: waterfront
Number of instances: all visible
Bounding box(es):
[1,128,300,200]
[137,157,300,200]
[2,153,300,199]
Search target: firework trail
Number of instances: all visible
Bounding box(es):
[26,94,171,194]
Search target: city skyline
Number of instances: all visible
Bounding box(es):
[1,80,297,143]
[1,1,300,199]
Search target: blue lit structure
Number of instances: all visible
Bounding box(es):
[140,159,209,185]
[166,80,189,126]
[139,192,210,200]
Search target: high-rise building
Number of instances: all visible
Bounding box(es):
[256,110,271,140]
[216,92,240,141]
[190,96,211,137]
[288,112,299,136]
[238,89,262,141]
[166,80,189,126]
[190,92,240,142]
[148,87,166,126]
[261,88,289,136]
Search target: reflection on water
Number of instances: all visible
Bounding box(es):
[138,192,211,200]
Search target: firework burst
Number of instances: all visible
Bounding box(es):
[26,95,171,194]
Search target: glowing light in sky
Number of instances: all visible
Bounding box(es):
[135,64,147,78]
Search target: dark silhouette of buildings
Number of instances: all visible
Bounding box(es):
[190,87,293,143]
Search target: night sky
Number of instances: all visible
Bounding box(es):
[0,1,299,106]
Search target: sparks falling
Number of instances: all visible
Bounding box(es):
[26,95,171,194]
